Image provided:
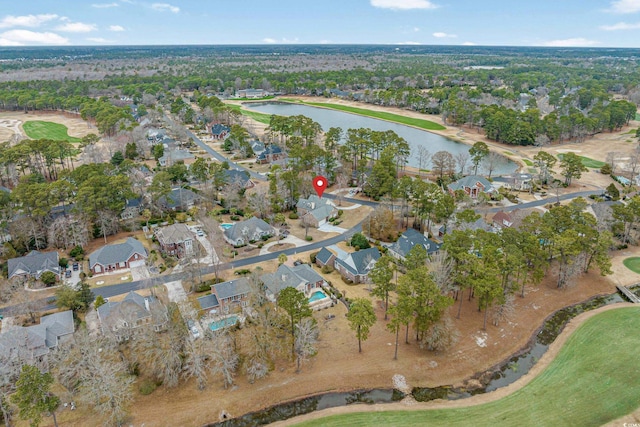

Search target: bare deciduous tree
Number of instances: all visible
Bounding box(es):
[427,250,455,293]
[454,151,470,175]
[414,146,431,178]
[294,318,319,373]
[182,337,211,390]
[47,215,89,249]
[210,331,239,389]
[423,315,458,352]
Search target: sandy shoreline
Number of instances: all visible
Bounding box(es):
[271,302,640,426]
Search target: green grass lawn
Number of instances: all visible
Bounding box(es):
[289,100,445,131]
[523,159,534,166]
[226,104,272,124]
[556,153,605,169]
[635,113,640,121]
[623,257,640,274]
[23,120,82,142]
[295,307,640,427]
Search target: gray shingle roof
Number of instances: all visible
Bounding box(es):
[224,217,274,243]
[0,310,74,360]
[158,188,200,210]
[213,277,251,300]
[8,251,60,279]
[448,175,494,193]
[155,223,193,245]
[197,293,220,310]
[335,247,380,276]
[89,237,147,270]
[315,247,335,265]
[389,228,441,258]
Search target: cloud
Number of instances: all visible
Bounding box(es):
[56,22,97,33]
[262,38,276,44]
[600,21,640,30]
[370,0,438,10]
[395,41,422,45]
[109,25,125,32]
[608,0,640,13]
[0,29,69,45]
[92,2,119,7]
[433,32,456,38]
[462,41,477,46]
[0,14,59,29]
[151,3,180,13]
[542,37,600,47]
[262,37,299,44]
[87,37,113,43]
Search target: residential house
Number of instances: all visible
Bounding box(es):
[448,175,495,199]
[158,188,200,211]
[155,223,194,258]
[256,144,286,164]
[0,310,74,362]
[89,237,147,275]
[8,251,61,280]
[261,263,325,301]
[211,124,231,140]
[223,217,276,246]
[225,169,255,189]
[492,210,516,230]
[250,140,265,157]
[334,247,381,284]
[97,291,167,341]
[121,197,143,220]
[315,247,336,269]
[296,195,338,227]
[492,174,533,192]
[235,88,267,98]
[146,128,165,144]
[158,149,195,167]
[388,228,441,262]
[197,277,252,314]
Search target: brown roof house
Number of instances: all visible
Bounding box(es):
[154,223,195,258]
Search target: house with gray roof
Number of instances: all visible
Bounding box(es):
[448,175,495,199]
[388,228,441,262]
[225,169,255,189]
[158,149,195,167]
[197,277,252,314]
[89,237,147,275]
[315,247,336,268]
[261,263,325,301]
[0,310,74,362]
[8,251,61,281]
[334,247,381,284]
[256,144,285,164]
[211,123,231,140]
[296,195,338,227]
[223,216,276,246]
[154,223,194,258]
[158,187,200,211]
[121,197,143,220]
[97,291,167,341]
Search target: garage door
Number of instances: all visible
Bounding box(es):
[129,260,146,268]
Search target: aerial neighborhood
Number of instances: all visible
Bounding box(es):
[0,38,639,427]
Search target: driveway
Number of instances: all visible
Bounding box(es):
[259,235,309,255]
[318,223,348,233]
[131,265,150,281]
[84,307,101,336]
[164,280,187,303]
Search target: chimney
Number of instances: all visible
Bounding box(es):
[144,298,150,312]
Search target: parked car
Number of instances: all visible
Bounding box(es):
[187,319,200,338]
[197,229,204,237]
[72,262,79,271]
[65,270,72,278]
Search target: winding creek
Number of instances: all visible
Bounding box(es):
[245,102,519,175]
[207,292,628,427]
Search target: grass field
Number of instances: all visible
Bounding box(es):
[623,257,640,274]
[227,104,272,124]
[635,113,640,121]
[278,99,446,131]
[295,307,640,427]
[557,153,606,169]
[23,120,82,142]
[523,159,534,166]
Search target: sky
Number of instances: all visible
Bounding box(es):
[0,0,640,48]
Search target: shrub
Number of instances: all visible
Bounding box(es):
[261,234,272,241]
[94,295,106,309]
[288,212,299,220]
[40,271,57,286]
[600,163,612,175]
[230,215,240,221]
[337,210,344,217]
[59,257,69,269]
[310,252,319,264]
[305,236,313,241]
[196,282,212,292]
[321,265,334,274]
[350,232,370,250]
[234,268,251,275]
[139,379,158,395]
[69,245,84,259]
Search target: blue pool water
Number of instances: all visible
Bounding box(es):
[220,223,234,230]
[209,315,239,331]
[309,290,328,303]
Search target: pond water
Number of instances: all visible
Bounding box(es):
[206,292,625,426]
[246,102,518,175]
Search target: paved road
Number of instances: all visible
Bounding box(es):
[483,190,601,213]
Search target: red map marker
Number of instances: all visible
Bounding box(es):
[312,176,328,198]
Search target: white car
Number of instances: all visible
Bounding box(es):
[191,326,200,338]
[196,229,204,237]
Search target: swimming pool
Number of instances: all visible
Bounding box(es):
[209,315,239,331]
[220,223,234,230]
[309,290,328,303]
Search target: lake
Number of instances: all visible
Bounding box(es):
[245,102,518,174]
